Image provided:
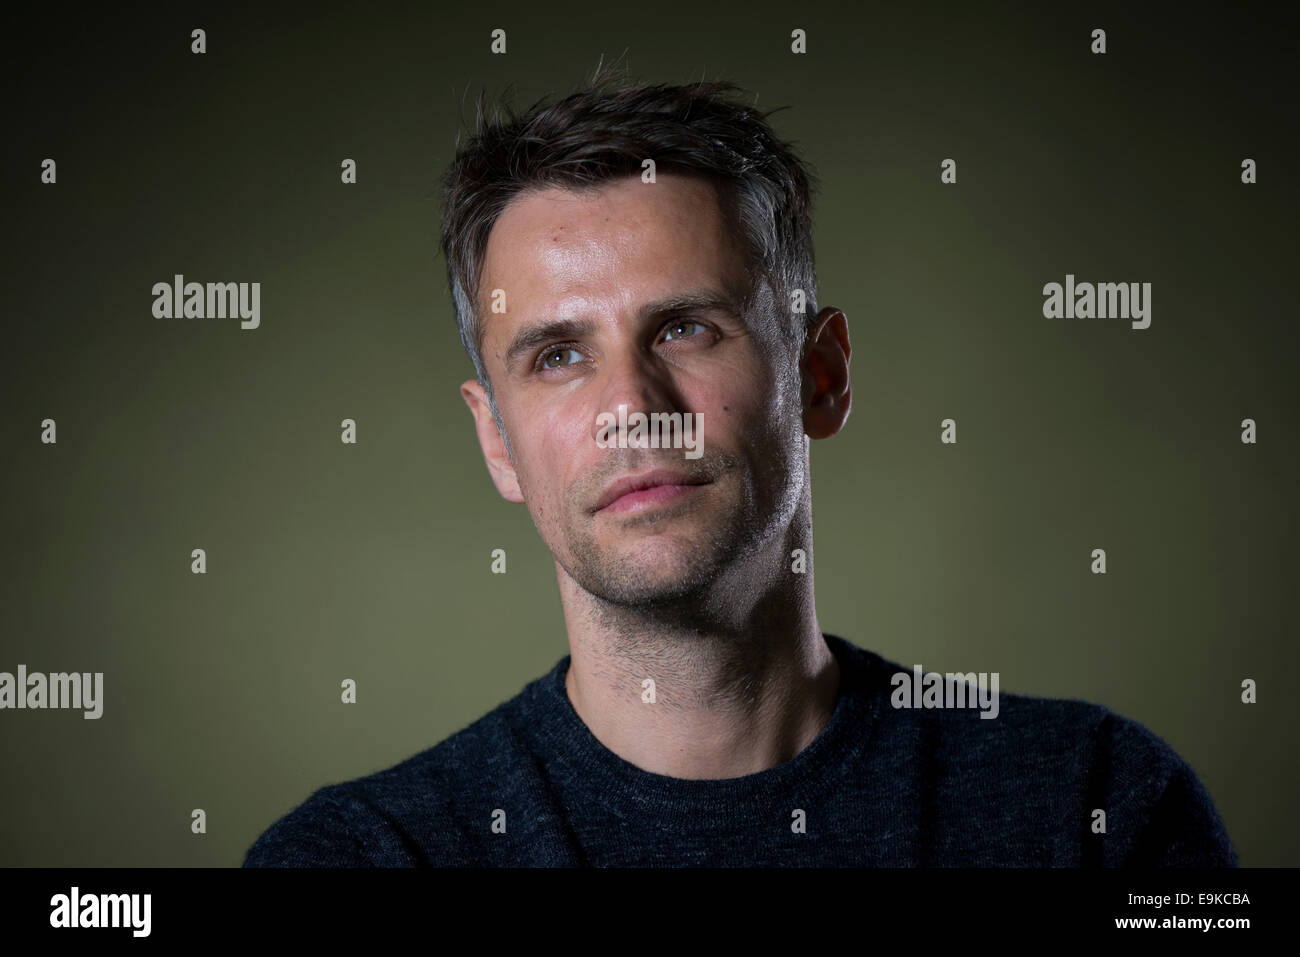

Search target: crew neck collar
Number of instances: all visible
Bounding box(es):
[514,633,885,831]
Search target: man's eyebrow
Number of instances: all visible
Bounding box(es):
[637,289,744,321]
[504,318,597,373]
[503,289,744,373]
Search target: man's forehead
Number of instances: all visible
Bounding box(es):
[482,173,726,270]
[476,173,747,335]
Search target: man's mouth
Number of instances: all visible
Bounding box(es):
[593,468,712,514]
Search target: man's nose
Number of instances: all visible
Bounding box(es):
[592,346,683,443]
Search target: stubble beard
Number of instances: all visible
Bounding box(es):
[557,439,805,623]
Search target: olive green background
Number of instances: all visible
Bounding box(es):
[2,1,1295,866]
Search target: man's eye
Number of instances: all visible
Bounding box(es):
[540,346,582,370]
[663,320,706,341]
[536,323,707,371]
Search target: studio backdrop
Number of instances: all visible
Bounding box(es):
[1,1,1296,866]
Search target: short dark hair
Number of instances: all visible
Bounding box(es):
[439,59,821,409]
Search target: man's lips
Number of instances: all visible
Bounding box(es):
[593,468,712,514]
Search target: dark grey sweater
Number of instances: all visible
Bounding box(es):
[243,634,1237,867]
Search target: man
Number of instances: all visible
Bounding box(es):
[244,66,1236,867]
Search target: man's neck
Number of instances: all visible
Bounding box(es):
[557,563,840,781]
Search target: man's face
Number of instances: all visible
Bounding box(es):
[466,171,808,607]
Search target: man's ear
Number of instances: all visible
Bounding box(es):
[460,379,525,504]
[800,306,852,440]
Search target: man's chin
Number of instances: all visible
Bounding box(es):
[587,577,714,609]
[577,548,722,607]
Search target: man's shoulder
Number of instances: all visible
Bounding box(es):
[1004,692,1237,865]
[865,650,1236,865]
[868,649,1196,768]
[242,670,548,867]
